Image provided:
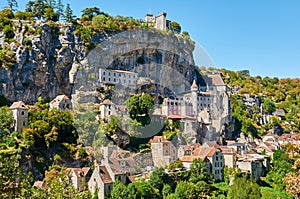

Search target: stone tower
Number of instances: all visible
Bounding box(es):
[191,79,198,116]
[10,101,28,133]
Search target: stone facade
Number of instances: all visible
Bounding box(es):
[50,95,72,110]
[88,164,126,199]
[151,136,177,167]
[10,101,28,133]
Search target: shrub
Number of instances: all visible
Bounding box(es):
[15,11,34,21]
[23,37,32,46]
[0,47,16,68]
[0,9,14,19]
[3,25,14,40]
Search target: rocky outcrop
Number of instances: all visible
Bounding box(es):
[0,21,196,104]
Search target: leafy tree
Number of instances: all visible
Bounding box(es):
[170,21,181,34]
[126,94,154,126]
[81,7,100,20]
[44,6,59,21]
[15,11,34,20]
[0,106,13,130]
[189,158,208,183]
[262,98,276,115]
[56,0,64,20]
[227,175,261,199]
[63,3,76,23]
[25,0,51,20]
[6,0,18,12]
[0,8,14,19]
[110,180,127,199]
[162,184,172,198]
[149,167,174,194]
[284,171,300,199]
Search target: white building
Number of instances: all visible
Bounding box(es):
[10,101,28,133]
[99,69,138,87]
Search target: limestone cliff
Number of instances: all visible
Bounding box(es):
[0,20,196,104]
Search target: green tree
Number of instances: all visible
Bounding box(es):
[170,21,181,34]
[189,158,208,183]
[227,175,261,199]
[56,0,64,20]
[126,94,154,126]
[63,3,76,23]
[262,98,276,115]
[0,106,13,130]
[25,0,47,20]
[44,6,58,21]
[149,167,174,194]
[110,180,127,199]
[6,0,18,12]
[81,7,100,20]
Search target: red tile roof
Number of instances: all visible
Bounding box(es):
[99,166,113,184]
[151,136,170,143]
[101,99,114,105]
[10,101,28,109]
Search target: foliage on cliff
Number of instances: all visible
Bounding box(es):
[199,66,300,136]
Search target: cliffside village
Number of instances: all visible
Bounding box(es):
[6,13,300,199]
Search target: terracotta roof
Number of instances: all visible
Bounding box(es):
[10,101,28,109]
[98,166,113,184]
[203,141,220,148]
[219,146,235,154]
[168,115,184,119]
[181,155,204,162]
[69,167,90,178]
[127,176,136,183]
[51,95,70,103]
[33,181,47,190]
[151,136,170,143]
[191,146,217,158]
[101,99,114,105]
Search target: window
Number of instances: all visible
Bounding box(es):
[124,79,126,83]
[108,72,111,76]
[129,75,131,78]
[114,73,116,76]
[114,78,116,82]
[129,80,131,83]
[108,78,111,81]
[119,74,121,77]
[21,111,24,115]
[216,156,218,161]
[103,71,105,75]
[23,121,26,126]
[220,162,223,167]
[103,77,105,81]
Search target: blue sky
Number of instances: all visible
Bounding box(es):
[2,0,300,78]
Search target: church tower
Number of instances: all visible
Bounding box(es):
[10,101,28,133]
[191,79,198,116]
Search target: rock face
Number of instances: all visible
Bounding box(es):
[0,21,196,104]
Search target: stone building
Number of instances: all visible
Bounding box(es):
[161,74,231,143]
[151,136,177,167]
[145,12,168,31]
[68,167,92,191]
[99,69,138,87]
[50,95,72,110]
[88,164,126,199]
[180,144,225,180]
[99,99,116,121]
[10,101,28,133]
